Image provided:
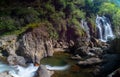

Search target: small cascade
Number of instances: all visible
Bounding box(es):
[96,15,115,42]
[0,62,39,77]
[0,62,15,73]
[0,62,70,77]
[9,64,39,77]
[81,20,90,39]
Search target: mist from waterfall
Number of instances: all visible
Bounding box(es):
[96,15,115,42]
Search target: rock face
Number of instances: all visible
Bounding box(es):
[17,26,54,64]
[0,35,17,56]
[0,25,75,65]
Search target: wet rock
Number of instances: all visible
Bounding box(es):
[35,65,54,77]
[7,55,26,66]
[0,72,13,77]
[71,54,82,60]
[110,70,120,77]
[75,46,90,57]
[78,57,102,66]
[0,35,17,56]
[89,47,103,56]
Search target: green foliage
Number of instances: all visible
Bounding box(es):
[46,22,59,39]
[26,23,40,29]
[43,3,55,13]
[113,9,120,27]
[69,18,80,27]
[98,2,120,28]
[64,2,76,17]
[68,18,85,36]
[1,0,119,38]
[14,7,40,23]
[72,9,85,19]
[0,17,16,31]
[99,2,117,16]
[52,0,66,11]
[73,0,85,7]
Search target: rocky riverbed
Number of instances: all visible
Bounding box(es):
[0,27,120,77]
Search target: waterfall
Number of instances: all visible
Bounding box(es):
[81,20,90,39]
[96,15,115,42]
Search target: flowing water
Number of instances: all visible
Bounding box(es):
[0,62,39,77]
[45,65,70,71]
[41,52,94,77]
[96,15,115,42]
[81,20,90,39]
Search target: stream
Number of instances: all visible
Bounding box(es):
[41,52,94,77]
[0,52,120,77]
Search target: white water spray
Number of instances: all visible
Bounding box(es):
[96,15,115,42]
[0,62,69,77]
[9,64,39,77]
[45,65,70,71]
[0,62,39,77]
[0,62,14,73]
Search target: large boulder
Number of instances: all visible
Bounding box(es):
[0,35,17,56]
[78,57,102,66]
[35,65,54,77]
[16,26,54,64]
[7,55,26,66]
[75,46,90,57]
[89,47,103,56]
[0,72,13,77]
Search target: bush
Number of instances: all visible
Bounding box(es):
[12,7,40,23]
[68,18,85,36]
[72,9,85,19]
[113,9,120,27]
[98,2,117,16]
[73,0,85,7]
[64,2,76,17]
[45,22,59,39]
[52,0,66,11]
[0,17,16,31]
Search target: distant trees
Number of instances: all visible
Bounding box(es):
[0,0,120,36]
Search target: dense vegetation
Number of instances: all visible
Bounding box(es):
[0,0,120,38]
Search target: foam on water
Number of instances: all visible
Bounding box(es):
[0,62,69,77]
[0,62,39,77]
[45,65,70,71]
[9,64,39,77]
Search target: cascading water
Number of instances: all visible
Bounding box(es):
[0,62,69,77]
[0,62,39,77]
[81,20,90,39]
[9,64,39,77]
[96,15,115,42]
